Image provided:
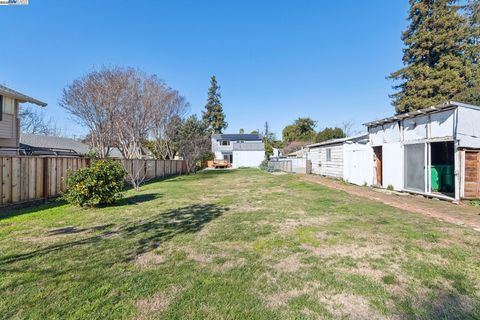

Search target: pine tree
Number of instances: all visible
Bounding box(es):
[389,0,472,113]
[203,76,227,133]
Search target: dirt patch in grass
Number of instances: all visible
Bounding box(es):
[134,252,165,269]
[319,293,385,320]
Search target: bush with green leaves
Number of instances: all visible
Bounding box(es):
[62,159,127,207]
[259,159,269,171]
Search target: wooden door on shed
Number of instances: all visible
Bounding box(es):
[464,151,480,199]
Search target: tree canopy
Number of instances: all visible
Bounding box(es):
[282,118,317,143]
[389,0,477,113]
[315,127,346,143]
[203,75,227,133]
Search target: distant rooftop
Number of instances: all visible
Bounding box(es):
[20,134,90,155]
[0,84,47,107]
[307,133,368,148]
[212,133,262,141]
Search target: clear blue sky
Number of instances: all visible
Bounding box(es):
[0,0,409,139]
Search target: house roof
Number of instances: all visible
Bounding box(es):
[20,134,91,154]
[212,133,262,141]
[0,84,47,107]
[307,133,368,149]
[363,101,480,128]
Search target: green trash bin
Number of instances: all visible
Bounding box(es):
[431,166,442,192]
[442,165,455,193]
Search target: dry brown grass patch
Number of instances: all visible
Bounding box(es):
[319,293,386,320]
[135,286,181,316]
[273,254,303,273]
[134,252,165,269]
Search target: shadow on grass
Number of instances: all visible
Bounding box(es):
[0,203,227,266]
[400,291,479,319]
[0,192,160,220]
[0,199,68,220]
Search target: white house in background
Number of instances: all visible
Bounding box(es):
[307,134,373,186]
[364,101,480,201]
[211,133,265,168]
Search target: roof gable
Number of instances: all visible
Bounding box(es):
[0,84,47,107]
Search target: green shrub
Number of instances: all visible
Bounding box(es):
[259,159,269,171]
[387,184,394,191]
[62,159,127,207]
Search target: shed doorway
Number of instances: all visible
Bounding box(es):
[430,141,455,197]
[373,147,383,186]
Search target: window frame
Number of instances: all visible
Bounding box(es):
[326,148,332,161]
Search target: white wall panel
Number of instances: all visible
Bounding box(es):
[343,143,374,186]
[382,142,403,191]
[403,115,428,142]
[430,110,454,139]
[457,107,480,148]
[232,150,264,168]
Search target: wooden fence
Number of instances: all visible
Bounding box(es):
[0,156,187,207]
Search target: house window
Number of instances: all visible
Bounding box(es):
[0,95,3,121]
[221,140,230,146]
[326,148,332,161]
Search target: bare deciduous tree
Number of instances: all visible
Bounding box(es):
[149,88,188,160]
[60,66,189,190]
[60,68,122,158]
[20,104,65,136]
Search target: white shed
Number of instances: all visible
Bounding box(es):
[307,134,373,185]
[364,101,480,201]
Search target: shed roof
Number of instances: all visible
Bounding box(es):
[363,101,480,128]
[307,133,368,149]
[212,133,262,141]
[0,84,47,107]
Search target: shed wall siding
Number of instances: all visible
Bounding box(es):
[382,142,403,191]
[430,110,454,139]
[403,115,428,142]
[457,107,480,148]
[309,144,343,178]
[343,143,374,186]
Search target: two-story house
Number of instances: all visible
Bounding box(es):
[0,84,47,154]
[211,133,265,168]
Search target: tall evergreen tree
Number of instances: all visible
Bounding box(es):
[453,0,480,105]
[203,75,227,133]
[389,0,472,113]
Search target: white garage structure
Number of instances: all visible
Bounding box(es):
[365,101,480,201]
[308,134,373,185]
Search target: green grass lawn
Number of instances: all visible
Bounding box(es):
[1,169,479,319]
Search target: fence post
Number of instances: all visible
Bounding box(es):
[43,157,49,203]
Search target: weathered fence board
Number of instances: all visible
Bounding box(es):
[0,157,188,207]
